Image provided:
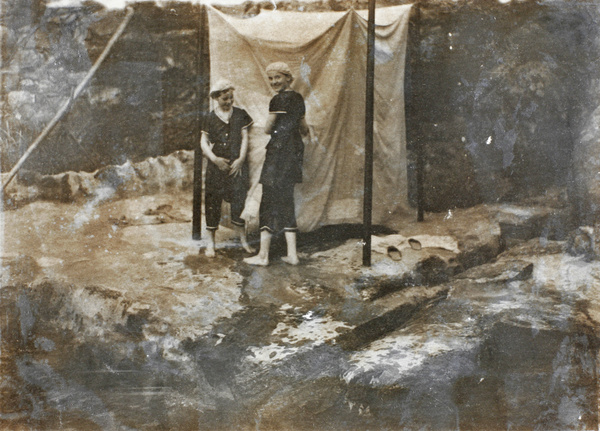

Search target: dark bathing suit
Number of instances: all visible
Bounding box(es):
[259,90,305,233]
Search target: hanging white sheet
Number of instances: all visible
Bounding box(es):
[207,5,412,231]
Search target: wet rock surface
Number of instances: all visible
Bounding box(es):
[2,185,598,429]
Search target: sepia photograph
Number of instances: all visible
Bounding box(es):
[1,0,600,429]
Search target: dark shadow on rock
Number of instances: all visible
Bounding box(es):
[477,321,599,430]
[296,224,395,255]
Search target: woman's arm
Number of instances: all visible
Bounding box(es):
[230,128,249,177]
[299,117,309,137]
[201,131,229,171]
[264,113,277,134]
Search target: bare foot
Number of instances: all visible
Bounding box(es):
[244,255,269,266]
[242,241,256,254]
[281,256,299,266]
[242,243,256,254]
[205,248,216,258]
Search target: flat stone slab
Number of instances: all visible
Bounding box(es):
[335,284,450,350]
[489,201,571,247]
[454,258,534,282]
[334,243,552,350]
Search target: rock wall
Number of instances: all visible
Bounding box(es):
[570,3,600,226]
[405,0,593,210]
[2,0,598,218]
[1,0,208,175]
[1,150,195,207]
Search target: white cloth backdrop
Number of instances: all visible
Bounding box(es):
[207,5,412,231]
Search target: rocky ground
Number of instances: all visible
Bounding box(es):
[1,170,599,430]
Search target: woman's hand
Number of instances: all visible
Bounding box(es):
[214,157,230,172]
[299,118,310,137]
[230,158,244,177]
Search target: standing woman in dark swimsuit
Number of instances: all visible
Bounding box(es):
[244,62,309,266]
[201,79,254,257]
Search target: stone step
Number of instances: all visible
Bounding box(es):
[337,256,539,350]
[454,259,534,283]
[336,285,450,350]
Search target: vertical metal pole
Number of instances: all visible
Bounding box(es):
[414,4,425,222]
[362,0,376,267]
[192,5,209,240]
[416,144,424,221]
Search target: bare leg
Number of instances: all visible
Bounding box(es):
[205,229,216,258]
[243,230,271,266]
[281,231,299,265]
[234,224,255,254]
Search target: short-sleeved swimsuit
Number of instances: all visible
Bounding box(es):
[259,90,306,233]
[202,107,253,230]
